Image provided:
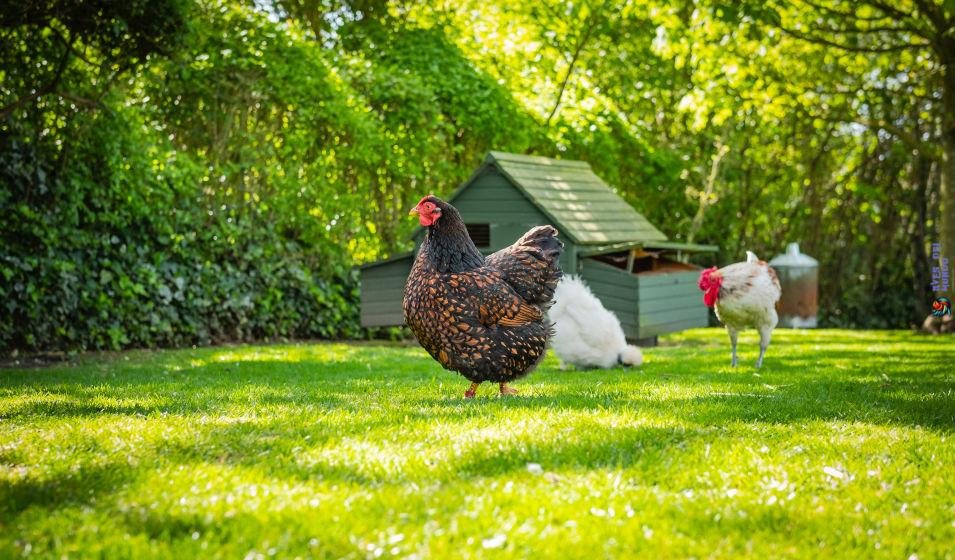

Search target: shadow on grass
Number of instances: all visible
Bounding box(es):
[145,415,713,488]
[0,400,174,419]
[0,461,135,517]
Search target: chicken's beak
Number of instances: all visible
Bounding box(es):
[409,206,419,216]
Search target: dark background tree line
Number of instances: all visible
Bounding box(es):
[1,0,951,352]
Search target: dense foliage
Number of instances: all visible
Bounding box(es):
[1,0,951,351]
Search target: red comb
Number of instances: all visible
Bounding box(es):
[698,267,717,291]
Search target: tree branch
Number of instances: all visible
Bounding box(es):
[0,36,73,120]
[862,117,941,158]
[816,112,942,159]
[687,140,730,244]
[49,23,97,67]
[544,12,599,127]
[863,0,917,22]
[54,91,106,110]
[796,0,891,22]
[779,25,930,52]
[912,0,947,31]
[831,25,926,35]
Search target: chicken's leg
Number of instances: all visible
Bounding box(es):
[499,383,519,396]
[756,326,772,369]
[728,327,739,367]
[464,382,480,398]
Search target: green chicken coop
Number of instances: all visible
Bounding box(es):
[360,151,717,343]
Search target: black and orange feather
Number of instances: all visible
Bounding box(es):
[403,196,563,389]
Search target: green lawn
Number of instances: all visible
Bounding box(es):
[1,329,953,559]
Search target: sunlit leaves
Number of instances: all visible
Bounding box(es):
[3,0,949,352]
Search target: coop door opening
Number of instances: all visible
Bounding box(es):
[592,248,698,275]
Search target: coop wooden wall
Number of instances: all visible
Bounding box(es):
[578,259,641,340]
[360,256,413,327]
[635,271,709,338]
[579,259,708,341]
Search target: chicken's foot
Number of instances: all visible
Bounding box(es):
[499,383,519,396]
[464,382,480,398]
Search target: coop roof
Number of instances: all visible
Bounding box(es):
[452,151,668,245]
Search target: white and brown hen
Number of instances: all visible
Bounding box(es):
[698,251,781,368]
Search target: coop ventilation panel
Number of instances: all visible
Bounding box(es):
[466,223,491,248]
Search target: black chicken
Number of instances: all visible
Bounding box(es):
[403,195,563,397]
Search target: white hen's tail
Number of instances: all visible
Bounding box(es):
[746,251,759,263]
[619,345,643,366]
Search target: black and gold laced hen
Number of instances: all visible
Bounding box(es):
[403,195,563,397]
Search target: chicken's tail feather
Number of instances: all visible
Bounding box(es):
[746,251,759,263]
[517,225,563,260]
[485,224,563,306]
[619,345,643,367]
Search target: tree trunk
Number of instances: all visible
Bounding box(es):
[940,40,955,301]
[940,134,955,300]
[910,156,934,319]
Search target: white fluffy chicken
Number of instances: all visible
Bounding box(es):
[698,251,782,368]
[548,276,643,369]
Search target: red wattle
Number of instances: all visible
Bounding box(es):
[703,286,720,307]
